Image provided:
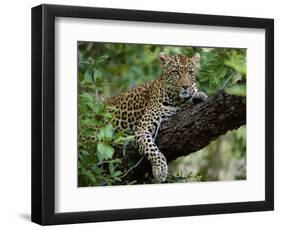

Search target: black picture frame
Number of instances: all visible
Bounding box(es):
[31,4,274,225]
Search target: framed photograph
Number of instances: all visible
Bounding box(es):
[31,4,274,225]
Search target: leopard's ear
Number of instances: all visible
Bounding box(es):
[159,52,170,68]
[192,52,201,67]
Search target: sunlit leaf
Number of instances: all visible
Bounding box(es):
[104,123,114,140]
[225,85,246,96]
[97,142,115,160]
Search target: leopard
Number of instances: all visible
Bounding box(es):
[106,52,208,183]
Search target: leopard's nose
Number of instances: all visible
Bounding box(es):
[182,85,189,90]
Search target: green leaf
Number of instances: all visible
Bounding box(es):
[127,180,138,185]
[113,171,122,177]
[105,145,114,159]
[91,164,103,174]
[80,150,89,155]
[93,103,104,113]
[99,112,113,120]
[225,85,246,96]
[94,70,102,81]
[97,142,115,160]
[96,147,104,163]
[81,167,97,183]
[97,123,114,141]
[96,55,109,63]
[80,119,99,127]
[97,127,105,141]
[80,93,94,106]
[104,124,114,140]
[83,70,93,83]
[109,162,115,176]
[85,102,94,111]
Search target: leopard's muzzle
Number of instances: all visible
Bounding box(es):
[179,86,195,99]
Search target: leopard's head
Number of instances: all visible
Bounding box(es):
[159,52,200,99]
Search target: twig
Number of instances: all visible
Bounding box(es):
[120,156,144,179]
[221,70,237,90]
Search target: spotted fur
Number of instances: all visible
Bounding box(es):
[106,53,208,182]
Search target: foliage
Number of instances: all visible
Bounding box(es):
[78,51,135,186]
[78,42,247,186]
[199,48,246,96]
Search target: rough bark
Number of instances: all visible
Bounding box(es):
[116,90,246,181]
[156,90,246,161]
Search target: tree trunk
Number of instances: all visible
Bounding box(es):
[116,90,246,182]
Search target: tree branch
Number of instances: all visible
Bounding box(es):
[156,90,246,161]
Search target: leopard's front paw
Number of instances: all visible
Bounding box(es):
[192,91,208,104]
[152,161,168,183]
